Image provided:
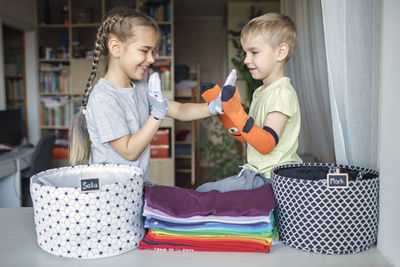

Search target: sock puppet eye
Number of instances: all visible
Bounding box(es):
[229,127,239,133]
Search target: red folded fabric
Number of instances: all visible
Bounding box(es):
[139,231,270,253]
[146,229,271,246]
[138,238,270,253]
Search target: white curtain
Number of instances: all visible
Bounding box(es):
[281,0,335,163]
[321,0,380,170]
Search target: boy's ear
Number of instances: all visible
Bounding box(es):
[108,37,121,58]
[276,43,289,62]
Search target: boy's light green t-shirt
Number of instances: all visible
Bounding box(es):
[244,77,302,178]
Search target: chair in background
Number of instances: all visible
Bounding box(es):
[21,134,56,207]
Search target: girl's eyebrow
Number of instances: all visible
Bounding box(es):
[140,45,154,49]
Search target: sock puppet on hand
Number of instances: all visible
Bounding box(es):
[201,70,246,143]
[221,85,279,154]
[201,83,247,143]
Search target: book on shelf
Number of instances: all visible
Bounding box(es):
[52,129,70,159]
[72,96,83,114]
[144,66,171,91]
[153,58,170,67]
[160,67,171,91]
[40,96,71,127]
[40,72,71,94]
[6,78,24,100]
[39,63,69,72]
[39,63,70,94]
[143,1,171,22]
[158,28,171,56]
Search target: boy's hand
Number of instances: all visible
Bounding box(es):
[148,72,168,120]
[208,69,237,115]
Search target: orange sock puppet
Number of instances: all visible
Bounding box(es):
[201,82,246,143]
[221,85,279,154]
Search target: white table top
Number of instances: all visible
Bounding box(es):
[0,208,390,267]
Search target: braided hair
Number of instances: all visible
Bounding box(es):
[69,7,160,165]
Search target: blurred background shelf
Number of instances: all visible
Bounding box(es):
[174,63,200,188]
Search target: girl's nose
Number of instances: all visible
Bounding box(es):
[148,53,155,64]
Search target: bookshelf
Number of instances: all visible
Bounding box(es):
[3,24,28,137]
[174,63,200,188]
[36,0,175,185]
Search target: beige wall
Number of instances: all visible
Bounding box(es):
[175,16,228,168]
[175,17,227,86]
[227,1,280,72]
[0,0,36,30]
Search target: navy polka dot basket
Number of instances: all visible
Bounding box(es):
[30,164,144,259]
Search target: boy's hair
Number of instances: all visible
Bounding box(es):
[69,7,160,165]
[241,13,297,61]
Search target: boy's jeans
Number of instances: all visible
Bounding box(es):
[195,167,270,193]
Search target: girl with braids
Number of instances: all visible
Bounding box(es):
[69,7,223,182]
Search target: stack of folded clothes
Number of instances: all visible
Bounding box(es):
[138,184,277,253]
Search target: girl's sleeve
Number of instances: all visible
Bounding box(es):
[87,92,130,144]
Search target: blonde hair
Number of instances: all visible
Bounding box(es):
[69,7,160,165]
[241,13,297,61]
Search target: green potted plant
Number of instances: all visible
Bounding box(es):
[199,116,243,180]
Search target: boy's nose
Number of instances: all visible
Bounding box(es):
[243,54,251,65]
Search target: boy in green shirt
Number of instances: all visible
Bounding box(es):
[197,12,302,192]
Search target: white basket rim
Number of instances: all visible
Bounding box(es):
[30,164,143,190]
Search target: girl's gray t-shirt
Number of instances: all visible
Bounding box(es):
[86,78,150,181]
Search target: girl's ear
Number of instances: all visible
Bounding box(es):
[108,37,121,58]
[276,43,289,62]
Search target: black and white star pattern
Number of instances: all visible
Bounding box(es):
[30,164,145,259]
[271,162,379,254]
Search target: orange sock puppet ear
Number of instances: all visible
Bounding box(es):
[201,83,246,143]
[222,85,279,154]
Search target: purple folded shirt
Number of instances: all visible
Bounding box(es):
[144,184,275,218]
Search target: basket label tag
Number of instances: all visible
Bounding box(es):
[327,168,348,189]
[80,178,100,192]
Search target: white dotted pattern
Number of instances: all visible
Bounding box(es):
[270,163,379,254]
[30,164,145,259]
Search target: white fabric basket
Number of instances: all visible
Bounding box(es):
[30,164,144,259]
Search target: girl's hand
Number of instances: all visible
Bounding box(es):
[148,72,168,119]
[208,93,223,114]
[208,69,237,115]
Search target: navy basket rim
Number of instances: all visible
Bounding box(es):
[271,162,379,182]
